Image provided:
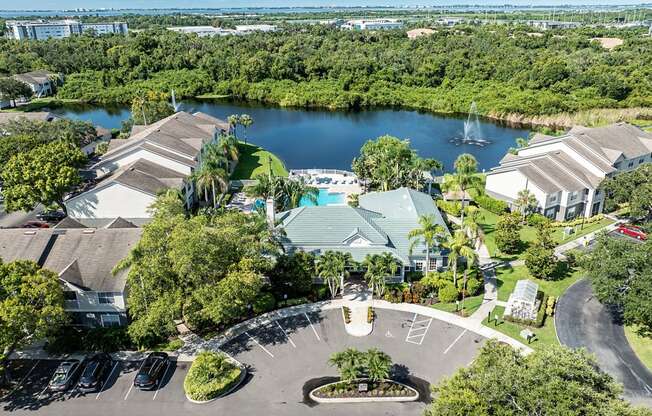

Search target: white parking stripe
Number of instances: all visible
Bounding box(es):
[152,362,171,401]
[37,385,49,400]
[404,313,418,343]
[246,331,274,358]
[444,329,468,354]
[123,380,135,400]
[304,313,320,341]
[96,362,119,399]
[405,314,433,345]
[276,321,296,348]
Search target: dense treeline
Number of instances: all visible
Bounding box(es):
[0,24,650,116]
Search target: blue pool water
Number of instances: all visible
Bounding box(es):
[300,188,346,206]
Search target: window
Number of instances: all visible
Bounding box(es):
[429,258,438,270]
[98,292,116,304]
[640,158,645,164]
[549,195,557,202]
[569,191,577,201]
[415,261,424,271]
[63,291,77,301]
[100,314,121,328]
[628,162,634,168]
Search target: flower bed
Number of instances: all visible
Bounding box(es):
[184,351,245,403]
[310,379,418,402]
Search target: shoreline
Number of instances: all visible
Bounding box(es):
[5,96,651,131]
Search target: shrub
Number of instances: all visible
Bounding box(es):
[548,213,605,228]
[311,284,329,301]
[253,293,276,315]
[343,306,351,323]
[546,296,556,316]
[495,212,522,254]
[367,307,374,323]
[465,277,482,296]
[438,283,459,303]
[535,293,549,328]
[402,288,412,303]
[436,200,462,217]
[527,213,549,227]
[284,297,309,307]
[475,194,508,214]
[184,352,242,402]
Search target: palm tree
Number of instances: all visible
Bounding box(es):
[329,348,362,382]
[408,215,446,275]
[445,229,478,287]
[363,253,396,297]
[364,348,392,383]
[462,205,483,247]
[442,154,483,224]
[283,177,319,209]
[316,251,352,299]
[239,114,253,144]
[514,188,538,223]
[218,134,239,163]
[227,114,240,138]
[192,160,229,208]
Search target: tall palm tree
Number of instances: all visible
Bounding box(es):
[462,205,483,247]
[445,229,478,287]
[284,178,319,209]
[442,153,483,224]
[217,134,239,164]
[363,253,396,297]
[365,348,392,383]
[192,160,229,208]
[408,215,446,275]
[316,251,352,299]
[227,114,240,138]
[239,114,253,144]
[515,188,538,223]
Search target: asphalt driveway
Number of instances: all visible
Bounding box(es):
[556,278,652,406]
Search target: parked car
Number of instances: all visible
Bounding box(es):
[616,224,648,240]
[21,221,49,229]
[133,352,169,390]
[36,210,66,222]
[48,360,82,392]
[77,353,114,393]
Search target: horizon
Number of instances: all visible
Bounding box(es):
[3,0,652,12]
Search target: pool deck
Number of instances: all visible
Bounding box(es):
[290,169,363,204]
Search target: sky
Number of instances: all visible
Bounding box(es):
[3,0,652,11]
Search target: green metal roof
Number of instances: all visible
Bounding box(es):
[277,187,449,264]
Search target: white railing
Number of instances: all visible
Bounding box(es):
[290,169,357,177]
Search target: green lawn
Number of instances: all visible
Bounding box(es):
[478,208,613,261]
[496,265,584,302]
[231,142,288,180]
[482,305,559,351]
[624,326,652,372]
[431,293,484,316]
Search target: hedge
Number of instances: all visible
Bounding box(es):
[184,352,242,402]
[475,194,509,214]
[436,200,462,217]
[549,213,606,228]
[253,293,276,315]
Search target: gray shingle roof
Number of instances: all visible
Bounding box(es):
[0,228,142,292]
[570,123,652,161]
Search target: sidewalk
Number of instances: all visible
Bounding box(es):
[342,282,373,336]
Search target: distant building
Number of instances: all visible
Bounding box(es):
[169,24,277,37]
[341,19,404,31]
[485,123,652,221]
[407,28,436,39]
[6,20,128,40]
[435,17,465,27]
[12,70,61,98]
[526,20,581,30]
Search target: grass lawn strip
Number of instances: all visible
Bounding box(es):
[431,294,485,316]
[482,306,558,351]
[231,142,288,180]
[624,326,652,372]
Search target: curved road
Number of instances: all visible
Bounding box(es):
[556,278,652,406]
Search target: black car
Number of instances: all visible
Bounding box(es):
[77,353,114,393]
[48,360,82,392]
[133,352,169,390]
[36,210,66,222]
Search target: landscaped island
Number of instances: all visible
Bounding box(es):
[184,351,245,403]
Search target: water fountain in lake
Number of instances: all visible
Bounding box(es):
[450,101,492,147]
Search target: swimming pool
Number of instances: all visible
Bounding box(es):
[300,188,346,206]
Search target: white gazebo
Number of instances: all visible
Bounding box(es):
[504,280,539,321]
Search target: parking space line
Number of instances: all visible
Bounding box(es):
[444,329,468,354]
[96,362,119,399]
[123,380,135,400]
[245,331,274,357]
[3,360,40,399]
[36,385,49,400]
[152,362,171,400]
[276,321,296,348]
[405,314,432,345]
[404,313,418,342]
[304,313,320,341]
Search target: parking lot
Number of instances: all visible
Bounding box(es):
[2,308,486,416]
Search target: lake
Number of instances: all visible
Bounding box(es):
[50,99,529,172]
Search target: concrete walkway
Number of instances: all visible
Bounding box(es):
[342,282,373,336]
[554,220,620,258]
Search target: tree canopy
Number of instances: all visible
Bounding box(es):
[600,163,652,220]
[0,77,32,107]
[0,140,86,213]
[352,135,441,192]
[581,234,652,336]
[427,341,651,416]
